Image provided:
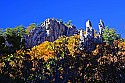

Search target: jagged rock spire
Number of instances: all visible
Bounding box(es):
[100,19,104,27]
[80,29,84,42]
[86,20,92,28]
[99,19,105,35]
[85,20,94,39]
[79,29,85,50]
[98,19,105,42]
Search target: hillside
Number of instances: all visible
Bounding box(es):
[0,18,125,82]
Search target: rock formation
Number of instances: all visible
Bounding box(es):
[98,19,105,42]
[79,19,105,51]
[25,18,105,50]
[25,18,78,48]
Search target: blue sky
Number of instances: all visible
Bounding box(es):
[0,0,125,38]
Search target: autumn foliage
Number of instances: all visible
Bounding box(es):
[29,41,55,61]
[0,33,125,82]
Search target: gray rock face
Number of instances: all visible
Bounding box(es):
[25,18,78,48]
[79,19,105,51]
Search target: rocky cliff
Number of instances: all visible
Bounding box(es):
[25,18,78,48]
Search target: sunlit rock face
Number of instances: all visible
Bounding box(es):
[79,19,105,51]
[25,18,78,48]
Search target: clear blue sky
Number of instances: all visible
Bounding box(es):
[0,0,125,38]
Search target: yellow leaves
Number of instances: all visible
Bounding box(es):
[118,42,125,51]
[7,35,81,61]
[92,49,99,56]
[68,34,80,56]
[92,45,99,55]
[54,36,69,53]
[29,41,54,61]
[0,62,5,73]
[15,50,25,55]
[9,61,16,67]
[9,73,14,78]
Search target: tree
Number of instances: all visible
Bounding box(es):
[29,41,54,61]
[26,23,36,34]
[102,27,118,44]
[3,26,26,54]
[0,29,3,36]
[0,29,5,54]
[64,20,73,27]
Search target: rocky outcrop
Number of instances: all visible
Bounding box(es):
[79,19,105,51]
[25,18,78,48]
